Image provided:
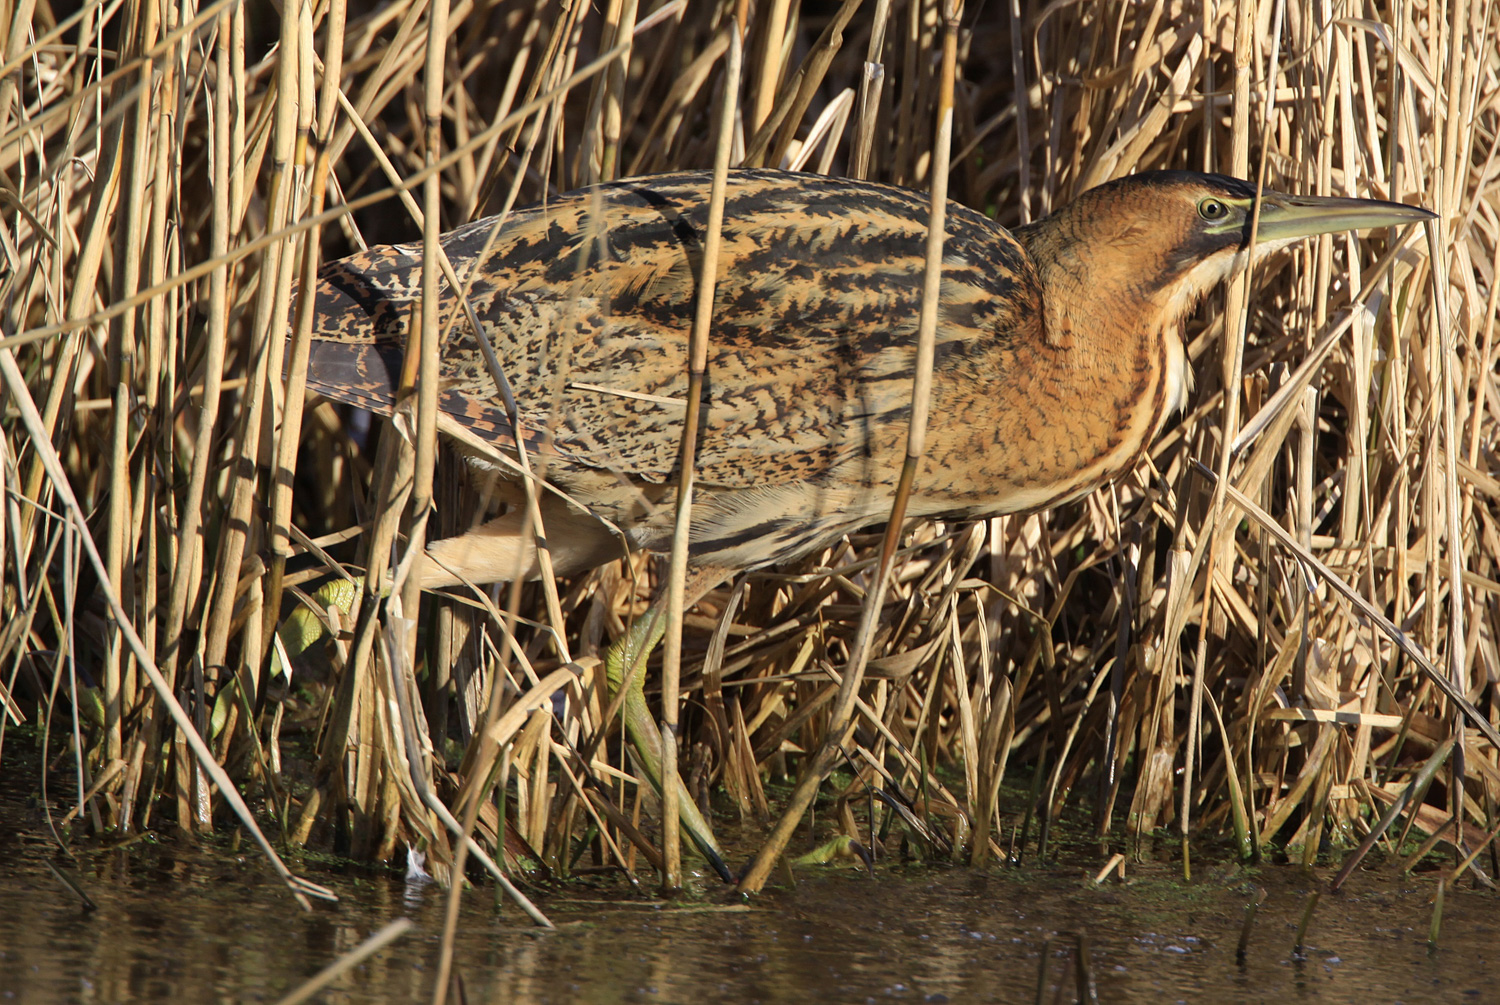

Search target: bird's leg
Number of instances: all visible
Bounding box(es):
[603,565,734,882]
[419,504,734,878]
[273,558,736,879]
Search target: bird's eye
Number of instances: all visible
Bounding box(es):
[1198,197,1230,221]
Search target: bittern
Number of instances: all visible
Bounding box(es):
[299,168,1432,875]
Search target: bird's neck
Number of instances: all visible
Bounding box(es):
[964,214,1192,509]
[1015,215,1175,352]
[1016,213,1197,427]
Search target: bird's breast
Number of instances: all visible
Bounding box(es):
[919,318,1179,518]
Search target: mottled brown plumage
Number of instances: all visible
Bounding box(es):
[300,168,1432,587]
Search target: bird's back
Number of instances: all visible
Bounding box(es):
[303,169,1046,567]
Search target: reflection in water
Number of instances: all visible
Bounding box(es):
[1,807,1494,1002]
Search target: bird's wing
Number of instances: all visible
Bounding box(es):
[302,170,1043,506]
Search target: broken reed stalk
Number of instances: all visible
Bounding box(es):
[1235,887,1264,962]
[1428,877,1445,950]
[1331,737,1456,890]
[1292,889,1320,957]
[414,0,475,995]
[3,0,1498,916]
[661,8,745,892]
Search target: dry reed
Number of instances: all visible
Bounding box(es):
[2,0,1498,915]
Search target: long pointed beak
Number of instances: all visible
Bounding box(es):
[1253,191,1436,244]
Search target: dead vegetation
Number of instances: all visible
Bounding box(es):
[2,0,1498,914]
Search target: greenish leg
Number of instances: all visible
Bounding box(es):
[604,602,731,882]
[276,578,731,881]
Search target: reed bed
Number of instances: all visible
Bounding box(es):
[2,0,1498,914]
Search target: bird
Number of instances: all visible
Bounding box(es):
[297,167,1433,876]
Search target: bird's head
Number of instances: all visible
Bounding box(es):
[1017,171,1435,330]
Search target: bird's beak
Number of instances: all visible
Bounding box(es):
[1249,191,1436,244]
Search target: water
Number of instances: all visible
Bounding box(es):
[2,809,1494,1004]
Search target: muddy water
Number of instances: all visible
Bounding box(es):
[3,805,1496,1005]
